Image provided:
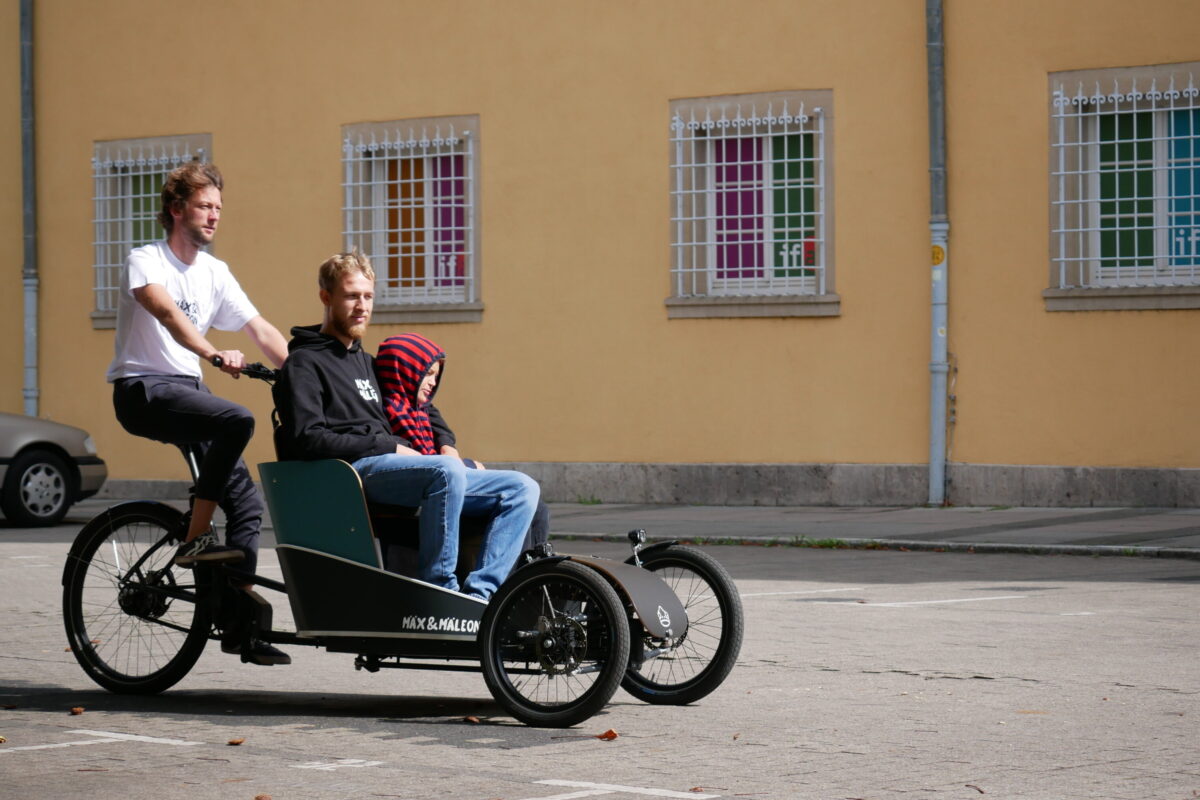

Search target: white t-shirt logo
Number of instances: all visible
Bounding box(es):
[356,378,379,402]
[176,298,200,327]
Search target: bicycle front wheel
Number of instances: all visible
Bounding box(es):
[622,544,743,705]
[62,502,211,694]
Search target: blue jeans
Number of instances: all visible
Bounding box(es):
[351,454,539,599]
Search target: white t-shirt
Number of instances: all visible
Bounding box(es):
[106,241,259,381]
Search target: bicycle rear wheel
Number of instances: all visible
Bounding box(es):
[62,502,211,694]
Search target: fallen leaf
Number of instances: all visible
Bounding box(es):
[0,736,6,744]
[1017,710,1048,715]
[226,738,245,746]
[254,795,272,800]
[690,788,705,793]
[64,647,71,652]
[90,639,101,645]
[966,785,985,794]
[70,707,84,715]
[596,728,619,741]
[464,716,481,724]
[732,732,740,740]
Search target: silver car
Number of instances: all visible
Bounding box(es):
[0,413,108,526]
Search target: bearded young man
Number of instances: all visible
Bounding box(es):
[272,250,538,600]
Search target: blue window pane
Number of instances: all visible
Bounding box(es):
[1170,109,1200,267]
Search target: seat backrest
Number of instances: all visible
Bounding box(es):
[258,459,382,569]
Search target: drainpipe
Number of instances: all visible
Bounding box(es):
[20,0,37,417]
[926,0,949,505]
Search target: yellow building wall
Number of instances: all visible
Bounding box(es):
[26,0,1199,489]
[1,3,23,415]
[946,0,1200,468]
[34,0,931,484]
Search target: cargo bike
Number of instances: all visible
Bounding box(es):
[61,364,743,727]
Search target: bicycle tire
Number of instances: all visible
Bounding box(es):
[62,502,211,694]
[622,544,743,705]
[480,560,630,728]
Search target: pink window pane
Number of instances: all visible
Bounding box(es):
[432,155,466,287]
[713,138,764,280]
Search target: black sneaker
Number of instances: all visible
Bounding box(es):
[175,529,245,566]
[223,638,290,666]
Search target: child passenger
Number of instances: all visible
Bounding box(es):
[374,334,551,556]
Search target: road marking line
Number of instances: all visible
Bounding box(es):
[866,595,1027,607]
[537,780,721,799]
[522,791,615,800]
[290,762,384,772]
[0,730,204,755]
[0,738,118,754]
[740,587,864,598]
[76,730,202,746]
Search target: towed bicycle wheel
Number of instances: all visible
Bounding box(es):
[480,560,630,728]
[622,544,743,705]
[62,502,211,694]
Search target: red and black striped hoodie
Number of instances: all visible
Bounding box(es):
[375,334,445,455]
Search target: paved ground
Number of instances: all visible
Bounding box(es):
[544,502,1200,558]
[1,534,1197,800]
[60,498,1200,560]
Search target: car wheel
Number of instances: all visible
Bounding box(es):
[1,448,72,526]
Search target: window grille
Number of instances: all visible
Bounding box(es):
[92,134,211,316]
[670,92,830,299]
[1051,66,1200,288]
[342,116,478,307]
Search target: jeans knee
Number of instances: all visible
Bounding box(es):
[429,455,467,493]
[513,472,540,507]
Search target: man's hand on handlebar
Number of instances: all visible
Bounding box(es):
[209,354,279,383]
[210,350,247,378]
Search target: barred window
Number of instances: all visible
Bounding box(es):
[1050,64,1200,294]
[91,134,211,326]
[342,116,481,323]
[668,91,837,318]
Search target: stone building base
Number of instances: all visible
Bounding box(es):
[100,462,1200,508]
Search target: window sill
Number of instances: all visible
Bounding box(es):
[91,311,116,330]
[665,293,840,319]
[372,302,483,324]
[1042,286,1200,311]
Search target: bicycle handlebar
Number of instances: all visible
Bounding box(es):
[210,355,279,383]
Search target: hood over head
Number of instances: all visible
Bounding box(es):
[375,333,445,408]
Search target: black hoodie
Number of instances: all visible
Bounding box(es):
[273,324,398,462]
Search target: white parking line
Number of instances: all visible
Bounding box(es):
[0,729,201,754]
[740,587,864,598]
[534,781,721,799]
[865,595,1027,607]
[292,758,384,771]
[75,730,203,746]
[0,737,118,754]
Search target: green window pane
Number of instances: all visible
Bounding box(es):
[771,133,816,278]
[1098,112,1154,269]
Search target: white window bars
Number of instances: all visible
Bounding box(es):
[1050,66,1200,288]
[670,92,829,298]
[342,117,479,306]
[92,134,211,315]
